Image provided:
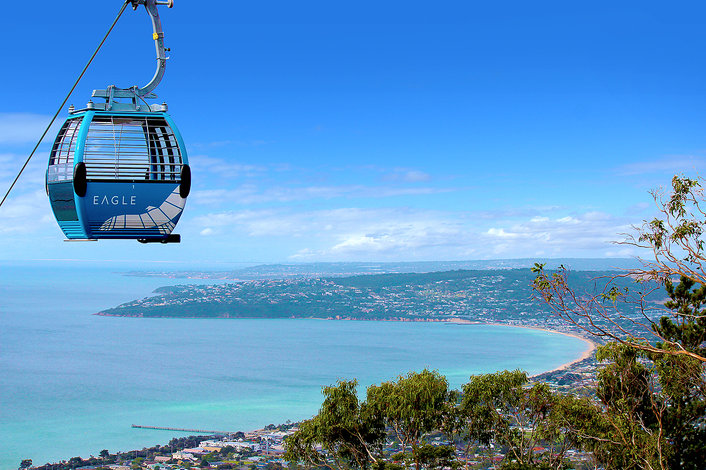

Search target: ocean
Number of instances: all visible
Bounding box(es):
[0,262,588,469]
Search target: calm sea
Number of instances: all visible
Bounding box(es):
[0,262,587,469]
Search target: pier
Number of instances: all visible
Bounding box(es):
[132,425,231,435]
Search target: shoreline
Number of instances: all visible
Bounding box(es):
[443,317,597,376]
[96,312,596,377]
[25,317,595,468]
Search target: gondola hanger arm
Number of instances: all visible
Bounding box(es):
[129,0,173,98]
[89,0,174,111]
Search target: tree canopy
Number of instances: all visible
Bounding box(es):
[532,175,706,470]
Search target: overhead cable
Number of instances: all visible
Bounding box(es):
[0,0,130,208]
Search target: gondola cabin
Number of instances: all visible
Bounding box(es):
[47,107,190,242]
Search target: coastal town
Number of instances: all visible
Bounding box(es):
[25,425,293,470]
[98,270,660,332]
[96,268,638,397]
[6,0,706,466]
[100,270,547,321]
[26,418,599,470]
[22,347,603,470]
[18,267,670,470]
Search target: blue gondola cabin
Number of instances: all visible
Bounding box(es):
[47,108,190,242]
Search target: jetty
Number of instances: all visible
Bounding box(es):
[132,424,231,435]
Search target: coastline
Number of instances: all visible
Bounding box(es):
[443,317,597,376]
[20,316,595,468]
[95,312,597,377]
[528,329,596,377]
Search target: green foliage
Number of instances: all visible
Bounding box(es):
[595,343,655,421]
[529,278,705,470]
[105,268,626,322]
[286,371,456,470]
[284,379,384,470]
[220,445,236,456]
[457,370,581,469]
[640,176,702,251]
[367,370,455,470]
[531,263,568,303]
[533,267,706,468]
[336,270,480,289]
[131,456,145,470]
[585,343,665,469]
[288,369,594,470]
[410,444,459,470]
[499,463,555,470]
[600,285,628,302]
[459,370,527,448]
[372,461,404,470]
[653,276,706,469]
[367,370,453,448]
[660,275,706,358]
[638,176,706,272]
[559,276,706,470]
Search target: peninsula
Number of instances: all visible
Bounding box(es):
[99,269,659,335]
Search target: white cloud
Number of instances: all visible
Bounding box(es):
[486,228,517,238]
[188,155,268,177]
[195,206,460,238]
[190,204,644,261]
[0,153,18,181]
[190,184,453,206]
[0,113,53,144]
[0,152,48,188]
[530,216,549,223]
[331,235,388,253]
[483,212,635,256]
[384,168,432,182]
[0,189,54,234]
[617,155,706,176]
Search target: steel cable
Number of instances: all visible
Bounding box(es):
[0,0,130,209]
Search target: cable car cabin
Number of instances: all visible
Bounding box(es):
[46,110,190,242]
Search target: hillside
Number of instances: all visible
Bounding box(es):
[99,269,662,331]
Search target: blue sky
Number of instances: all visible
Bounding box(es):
[1,1,705,266]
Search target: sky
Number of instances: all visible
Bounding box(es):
[1,0,705,266]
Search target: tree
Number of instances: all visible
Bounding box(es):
[99,449,110,459]
[652,277,706,469]
[220,445,235,457]
[452,371,497,468]
[581,343,666,470]
[366,369,455,470]
[410,444,459,470]
[19,459,32,470]
[627,176,706,288]
[456,370,578,470]
[532,176,706,469]
[131,456,145,470]
[532,176,706,364]
[285,371,455,470]
[284,379,385,470]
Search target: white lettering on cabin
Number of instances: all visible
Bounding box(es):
[92,195,137,206]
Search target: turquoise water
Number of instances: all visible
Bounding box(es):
[0,262,588,469]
